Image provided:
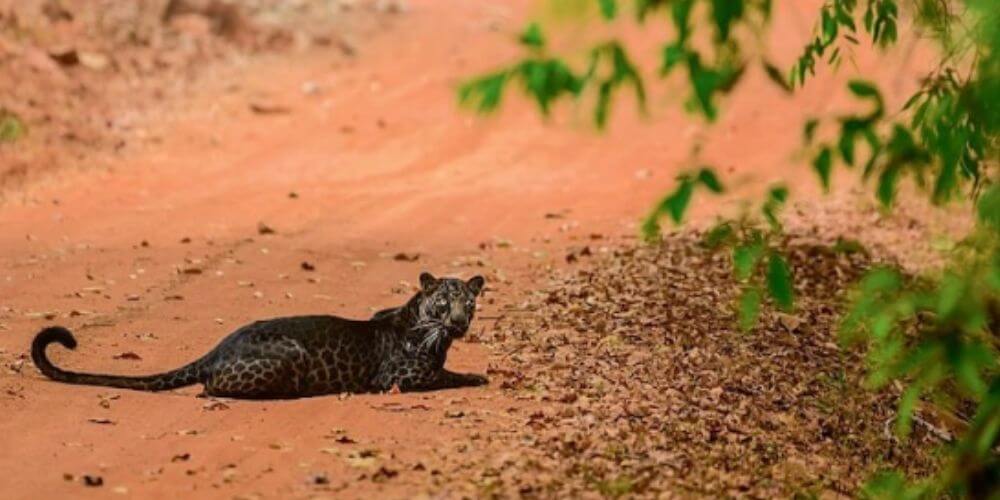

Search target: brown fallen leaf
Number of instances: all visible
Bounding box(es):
[392,252,420,262]
[48,47,79,66]
[257,222,276,235]
[82,475,103,487]
[371,466,398,483]
[97,394,120,409]
[301,261,316,271]
[249,102,291,114]
[171,453,191,462]
[113,352,142,361]
[202,400,230,411]
[87,418,116,425]
[344,449,378,468]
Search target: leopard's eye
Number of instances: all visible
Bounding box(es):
[435,297,448,307]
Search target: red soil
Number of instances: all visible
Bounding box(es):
[0,1,929,497]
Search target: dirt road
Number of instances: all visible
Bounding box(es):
[0,1,927,498]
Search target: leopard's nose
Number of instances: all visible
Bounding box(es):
[446,314,468,330]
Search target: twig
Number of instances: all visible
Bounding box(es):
[912,413,954,443]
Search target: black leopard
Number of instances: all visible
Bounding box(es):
[30,273,488,399]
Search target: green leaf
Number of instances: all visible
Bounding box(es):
[876,165,899,207]
[935,274,964,318]
[902,90,923,111]
[660,43,687,75]
[597,0,617,20]
[834,3,856,31]
[977,185,1000,229]
[702,221,735,248]
[696,167,724,193]
[515,58,586,117]
[862,470,926,500]
[642,176,695,237]
[813,147,833,191]
[768,185,788,203]
[861,267,902,295]
[803,118,819,143]
[821,8,838,44]
[838,119,867,166]
[952,341,990,397]
[595,80,613,127]
[733,241,765,281]
[738,286,763,331]
[710,0,744,41]
[670,0,695,43]
[847,79,880,97]
[457,71,510,113]
[762,61,791,93]
[519,22,545,48]
[847,79,884,118]
[663,178,695,224]
[766,253,794,311]
[686,54,723,120]
[896,382,920,437]
[831,237,866,255]
[640,212,662,242]
[762,185,789,229]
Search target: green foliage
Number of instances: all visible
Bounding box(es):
[761,185,788,230]
[766,253,794,311]
[590,41,647,126]
[459,22,647,127]
[460,0,772,126]
[597,0,617,20]
[459,23,586,117]
[813,146,833,190]
[704,215,796,329]
[862,470,928,499]
[790,0,898,88]
[738,285,762,331]
[641,167,723,238]
[0,109,26,143]
[519,21,546,48]
[842,185,1000,494]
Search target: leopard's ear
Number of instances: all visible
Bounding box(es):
[419,272,438,290]
[466,275,485,296]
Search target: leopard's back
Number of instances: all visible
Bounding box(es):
[207,315,391,396]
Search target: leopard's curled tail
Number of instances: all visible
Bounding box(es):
[32,326,208,391]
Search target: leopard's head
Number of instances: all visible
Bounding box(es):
[410,272,485,345]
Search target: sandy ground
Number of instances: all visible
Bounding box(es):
[0,1,933,498]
